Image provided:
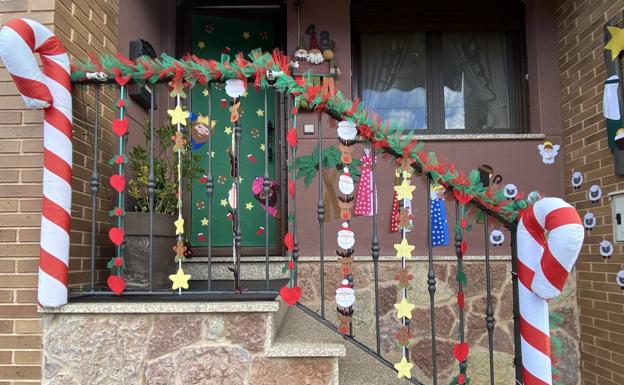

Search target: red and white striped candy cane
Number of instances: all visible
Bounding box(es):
[0,19,72,307]
[517,197,583,385]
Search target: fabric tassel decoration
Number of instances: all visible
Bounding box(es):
[430,185,449,247]
[354,149,376,216]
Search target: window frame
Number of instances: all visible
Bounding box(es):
[351,25,529,135]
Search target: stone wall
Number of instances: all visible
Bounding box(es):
[41,304,335,385]
[298,258,581,385]
[556,1,624,384]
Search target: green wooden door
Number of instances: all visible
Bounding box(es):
[190,14,279,250]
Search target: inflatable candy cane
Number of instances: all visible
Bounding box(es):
[0,19,72,307]
[517,197,583,385]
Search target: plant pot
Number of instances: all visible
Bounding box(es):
[124,212,177,289]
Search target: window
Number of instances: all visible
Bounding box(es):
[352,1,527,134]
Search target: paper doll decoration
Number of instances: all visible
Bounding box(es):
[251,176,280,218]
[430,185,448,247]
[190,113,213,151]
[354,150,375,217]
[571,171,583,189]
[478,164,502,187]
[490,229,505,246]
[599,240,613,258]
[603,75,621,149]
[588,185,602,203]
[504,184,518,199]
[538,141,560,164]
[583,212,596,230]
[616,270,624,288]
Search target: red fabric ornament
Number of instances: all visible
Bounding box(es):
[114,207,123,216]
[113,257,122,267]
[453,190,472,205]
[114,155,125,164]
[288,260,295,270]
[460,240,467,256]
[109,174,125,192]
[107,275,125,295]
[284,232,294,252]
[460,219,467,229]
[117,99,125,108]
[457,374,465,384]
[108,227,124,246]
[112,117,128,136]
[457,291,465,309]
[286,128,298,148]
[279,285,301,306]
[453,342,470,362]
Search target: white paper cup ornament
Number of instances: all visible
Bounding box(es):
[504,184,518,199]
[336,279,356,307]
[490,229,505,246]
[583,212,596,230]
[599,240,613,258]
[571,171,583,189]
[588,185,602,203]
[337,222,355,250]
[225,79,245,98]
[339,167,354,195]
[616,270,624,289]
[337,120,357,141]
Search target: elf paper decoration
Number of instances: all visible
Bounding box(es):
[603,75,622,149]
[430,185,449,247]
[354,149,375,216]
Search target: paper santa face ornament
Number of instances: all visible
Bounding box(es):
[571,171,583,189]
[504,184,518,199]
[337,222,355,250]
[538,141,560,164]
[339,167,354,195]
[337,120,357,142]
[225,79,245,98]
[588,185,602,203]
[336,279,356,307]
[583,212,596,230]
[490,229,505,246]
[294,48,309,61]
[600,240,613,258]
[616,270,624,288]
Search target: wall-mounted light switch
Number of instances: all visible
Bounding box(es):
[303,123,315,135]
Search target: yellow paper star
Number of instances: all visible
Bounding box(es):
[245,202,254,210]
[224,126,233,135]
[201,217,209,226]
[220,199,228,207]
[168,105,189,126]
[260,144,266,152]
[242,32,250,39]
[606,26,624,61]
[394,297,415,320]
[394,238,415,259]
[256,108,264,117]
[394,179,415,200]
[394,357,413,379]
[174,217,185,235]
[197,41,206,49]
[169,267,191,290]
[202,89,209,97]
[210,151,215,158]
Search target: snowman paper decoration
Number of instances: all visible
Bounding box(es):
[337,222,355,250]
[504,184,518,199]
[336,279,356,307]
[338,167,354,195]
[588,185,602,203]
[489,229,505,246]
[571,171,583,189]
[599,240,613,258]
[616,270,624,289]
[583,212,596,230]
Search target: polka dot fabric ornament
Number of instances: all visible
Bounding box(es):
[430,185,448,247]
[354,149,375,216]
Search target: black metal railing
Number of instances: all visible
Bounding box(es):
[70,80,523,384]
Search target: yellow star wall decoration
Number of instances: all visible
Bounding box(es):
[259,144,266,152]
[169,267,191,290]
[174,217,185,235]
[394,297,415,319]
[394,238,415,259]
[394,357,413,379]
[201,217,209,226]
[202,88,209,97]
[256,108,264,117]
[394,179,415,200]
[242,32,251,39]
[224,126,233,135]
[197,41,206,49]
[220,199,228,207]
[168,105,189,126]
[245,202,254,210]
[606,26,624,61]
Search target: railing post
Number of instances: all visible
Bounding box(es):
[89,86,100,291]
[454,200,466,374]
[317,111,325,318]
[427,177,438,384]
[371,145,381,355]
[263,87,270,291]
[147,85,155,291]
[234,119,242,291]
[206,84,213,291]
[483,212,495,385]
[510,223,524,383]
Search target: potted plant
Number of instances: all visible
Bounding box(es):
[124,121,202,289]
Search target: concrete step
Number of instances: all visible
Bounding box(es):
[183,256,289,281]
[338,341,414,385]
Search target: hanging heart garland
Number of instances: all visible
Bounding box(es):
[107,82,127,295]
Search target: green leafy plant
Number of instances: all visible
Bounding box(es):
[127,120,203,215]
[292,145,361,186]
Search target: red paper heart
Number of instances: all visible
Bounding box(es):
[107,275,125,295]
[453,190,472,205]
[453,342,470,362]
[109,227,124,246]
[284,232,294,252]
[288,179,294,198]
[109,174,125,192]
[460,240,468,256]
[279,285,301,306]
[286,128,298,148]
[112,118,128,136]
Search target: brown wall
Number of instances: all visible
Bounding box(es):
[557,1,624,385]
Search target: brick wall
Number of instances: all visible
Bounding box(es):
[557,1,624,384]
[0,0,118,384]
